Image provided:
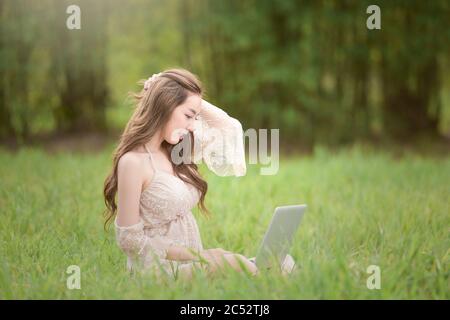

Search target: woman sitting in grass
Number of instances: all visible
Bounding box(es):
[102,68,258,280]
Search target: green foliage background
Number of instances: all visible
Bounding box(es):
[1,0,449,148]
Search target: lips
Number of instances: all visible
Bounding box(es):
[179,133,188,141]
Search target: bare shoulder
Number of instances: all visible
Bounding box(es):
[118,151,154,189]
[118,151,144,173]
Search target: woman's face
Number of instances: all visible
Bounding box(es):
[162,93,202,145]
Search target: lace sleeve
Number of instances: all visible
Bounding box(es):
[192,99,246,177]
[114,218,175,263]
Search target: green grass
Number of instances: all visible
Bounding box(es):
[0,144,448,299]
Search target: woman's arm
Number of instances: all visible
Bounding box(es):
[166,245,202,261]
[199,99,241,129]
[192,99,246,176]
[167,247,259,277]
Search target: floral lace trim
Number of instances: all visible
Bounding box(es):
[115,218,174,262]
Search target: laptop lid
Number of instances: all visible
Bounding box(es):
[254,204,307,269]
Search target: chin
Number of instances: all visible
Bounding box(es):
[166,137,181,145]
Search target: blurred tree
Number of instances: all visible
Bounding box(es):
[377,1,449,140]
[0,0,13,139]
[0,0,41,142]
[46,0,110,133]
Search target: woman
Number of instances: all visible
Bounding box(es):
[103,68,258,280]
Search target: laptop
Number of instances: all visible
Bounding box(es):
[250,204,307,271]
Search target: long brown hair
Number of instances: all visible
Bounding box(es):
[103,68,210,230]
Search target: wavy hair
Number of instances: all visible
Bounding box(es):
[103,68,210,230]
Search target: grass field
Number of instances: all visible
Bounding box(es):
[0,144,448,299]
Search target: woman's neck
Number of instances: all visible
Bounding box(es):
[144,131,164,153]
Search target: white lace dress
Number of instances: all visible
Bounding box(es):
[114,100,246,278]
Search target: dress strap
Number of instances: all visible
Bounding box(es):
[143,144,156,171]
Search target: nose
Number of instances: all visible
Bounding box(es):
[187,123,195,133]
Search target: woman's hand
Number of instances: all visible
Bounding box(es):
[198,248,259,276]
[222,253,259,276]
[198,248,232,272]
